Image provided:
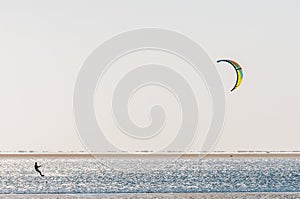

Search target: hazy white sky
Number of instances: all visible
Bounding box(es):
[0,0,299,152]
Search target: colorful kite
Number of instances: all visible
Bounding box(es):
[217,59,243,92]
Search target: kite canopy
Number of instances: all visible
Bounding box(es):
[217,59,243,92]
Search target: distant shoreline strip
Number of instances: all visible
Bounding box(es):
[1,153,300,158]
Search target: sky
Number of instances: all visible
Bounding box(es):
[0,0,299,152]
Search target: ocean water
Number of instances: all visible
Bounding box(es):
[0,158,299,194]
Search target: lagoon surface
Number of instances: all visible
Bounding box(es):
[0,158,300,198]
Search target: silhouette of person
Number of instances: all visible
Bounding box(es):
[34,162,44,177]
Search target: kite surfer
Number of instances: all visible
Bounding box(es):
[34,162,44,177]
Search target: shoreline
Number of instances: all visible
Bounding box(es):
[1,153,300,159]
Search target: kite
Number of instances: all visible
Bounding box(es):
[217,59,243,92]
